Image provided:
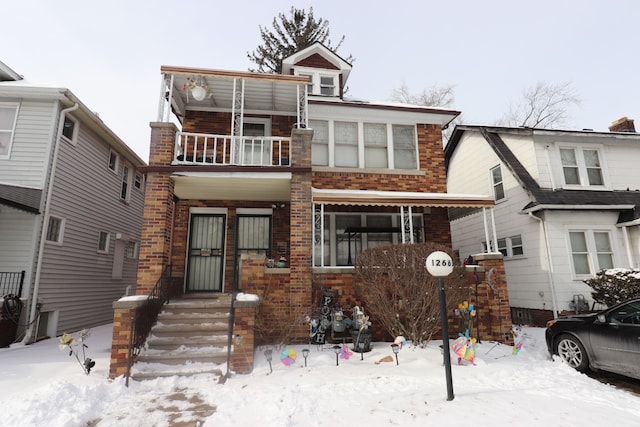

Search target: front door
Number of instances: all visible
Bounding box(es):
[186,214,226,292]
[234,214,272,288]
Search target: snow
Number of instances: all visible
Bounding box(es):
[1,324,639,426]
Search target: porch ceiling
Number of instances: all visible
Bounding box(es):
[171,172,291,201]
[162,66,308,118]
[312,188,495,208]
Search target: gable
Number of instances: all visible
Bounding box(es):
[294,53,339,71]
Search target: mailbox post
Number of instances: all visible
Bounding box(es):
[425,251,455,401]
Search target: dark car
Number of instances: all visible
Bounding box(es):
[546,297,640,380]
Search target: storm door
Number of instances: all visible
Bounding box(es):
[234,214,272,289]
[186,214,226,292]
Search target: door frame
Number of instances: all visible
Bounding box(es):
[185,207,228,293]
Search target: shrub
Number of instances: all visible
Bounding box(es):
[354,242,470,347]
[584,268,640,306]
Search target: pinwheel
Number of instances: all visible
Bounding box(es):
[280,348,297,366]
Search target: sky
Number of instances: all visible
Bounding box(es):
[2,323,640,426]
[3,1,639,162]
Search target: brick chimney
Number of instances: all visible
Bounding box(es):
[609,117,636,133]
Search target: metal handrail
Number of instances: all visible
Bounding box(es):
[0,271,25,297]
[125,265,172,386]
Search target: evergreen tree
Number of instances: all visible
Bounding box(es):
[247,6,351,73]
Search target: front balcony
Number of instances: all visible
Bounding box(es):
[174,132,291,167]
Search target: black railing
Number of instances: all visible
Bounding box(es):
[125,266,172,386]
[0,271,25,297]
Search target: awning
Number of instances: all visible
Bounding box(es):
[0,183,42,214]
[311,188,494,208]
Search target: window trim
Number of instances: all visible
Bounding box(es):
[108,149,119,173]
[45,215,65,245]
[294,67,340,97]
[483,235,523,258]
[490,165,505,201]
[61,115,78,145]
[0,102,20,159]
[566,227,615,278]
[134,173,144,191]
[558,144,608,189]
[125,240,138,259]
[120,163,131,202]
[97,231,110,253]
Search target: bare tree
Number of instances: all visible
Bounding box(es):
[391,82,455,108]
[354,243,471,346]
[498,81,582,128]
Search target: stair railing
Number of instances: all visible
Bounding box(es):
[125,265,172,386]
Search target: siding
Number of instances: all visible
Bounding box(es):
[0,205,37,278]
[0,100,56,188]
[38,116,144,335]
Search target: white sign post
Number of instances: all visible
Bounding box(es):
[426,251,455,401]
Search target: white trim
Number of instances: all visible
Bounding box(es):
[0,102,20,159]
[60,114,79,145]
[190,207,228,214]
[522,204,634,214]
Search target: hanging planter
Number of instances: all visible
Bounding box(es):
[191,85,207,101]
[182,76,211,101]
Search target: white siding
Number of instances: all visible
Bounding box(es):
[0,100,56,188]
[0,205,38,277]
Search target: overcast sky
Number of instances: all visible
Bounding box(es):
[3,0,638,161]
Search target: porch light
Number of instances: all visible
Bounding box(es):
[302,348,310,367]
[391,343,399,365]
[191,85,207,101]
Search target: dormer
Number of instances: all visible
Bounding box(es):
[281,42,351,99]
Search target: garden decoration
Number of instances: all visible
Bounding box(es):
[512,342,523,355]
[280,348,297,366]
[452,330,477,365]
[339,344,353,360]
[58,329,95,375]
[454,301,476,337]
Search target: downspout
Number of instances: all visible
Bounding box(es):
[25,101,79,343]
[528,212,559,318]
[621,225,634,267]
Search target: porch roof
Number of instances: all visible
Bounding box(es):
[311,188,495,208]
[0,183,42,214]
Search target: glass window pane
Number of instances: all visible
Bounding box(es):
[560,148,577,166]
[364,124,386,146]
[563,167,580,185]
[569,232,587,252]
[0,107,16,129]
[573,254,591,274]
[335,146,358,167]
[310,120,329,166]
[392,125,416,169]
[597,254,613,270]
[583,150,600,167]
[587,168,603,185]
[594,232,611,252]
[335,122,357,145]
[336,215,361,265]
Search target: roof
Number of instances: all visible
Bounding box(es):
[0,60,22,82]
[0,183,42,214]
[312,188,494,208]
[281,41,352,85]
[446,125,640,223]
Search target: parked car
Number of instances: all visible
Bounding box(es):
[546,298,640,380]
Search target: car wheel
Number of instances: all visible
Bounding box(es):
[555,334,589,372]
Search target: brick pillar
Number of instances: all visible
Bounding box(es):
[109,298,145,379]
[136,123,177,295]
[472,253,514,345]
[289,128,313,341]
[230,300,259,374]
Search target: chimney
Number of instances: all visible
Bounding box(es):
[609,117,636,133]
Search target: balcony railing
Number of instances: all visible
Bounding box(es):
[174,132,291,167]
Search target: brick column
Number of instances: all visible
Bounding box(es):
[136,123,177,295]
[289,128,314,341]
[109,298,145,379]
[472,253,514,345]
[230,300,259,374]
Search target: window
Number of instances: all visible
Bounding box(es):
[560,147,604,187]
[300,73,313,94]
[491,166,505,201]
[108,150,118,172]
[97,231,110,253]
[310,120,329,166]
[320,75,336,96]
[569,230,613,276]
[334,122,358,168]
[0,103,19,157]
[392,125,417,169]
[484,235,523,257]
[61,116,78,144]
[134,173,143,190]
[364,123,387,168]
[46,216,64,244]
[125,240,138,259]
[121,165,130,201]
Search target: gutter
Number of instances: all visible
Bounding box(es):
[528,212,559,318]
[24,101,79,343]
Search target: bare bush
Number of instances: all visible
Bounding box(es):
[354,243,471,346]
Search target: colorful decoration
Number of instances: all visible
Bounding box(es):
[280,348,297,366]
[394,335,411,349]
[454,301,476,336]
[340,344,353,360]
[452,330,477,365]
[512,342,523,355]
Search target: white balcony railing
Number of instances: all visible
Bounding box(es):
[174,132,291,166]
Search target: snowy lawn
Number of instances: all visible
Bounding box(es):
[1,324,639,426]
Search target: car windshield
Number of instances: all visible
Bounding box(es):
[607,301,640,325]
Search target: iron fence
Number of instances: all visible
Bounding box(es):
[0,271,25,297]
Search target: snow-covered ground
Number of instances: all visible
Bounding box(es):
[1,324,639,427]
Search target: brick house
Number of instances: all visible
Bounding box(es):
[110,43,510,378]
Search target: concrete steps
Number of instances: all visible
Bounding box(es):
[131,294,232,381]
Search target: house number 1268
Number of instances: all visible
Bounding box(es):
[425,251,454,277]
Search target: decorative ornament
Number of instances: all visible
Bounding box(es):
[280,348,297,366]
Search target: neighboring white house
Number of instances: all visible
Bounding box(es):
[0,61,146,343]
[445,121,640,325]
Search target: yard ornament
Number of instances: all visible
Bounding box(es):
[452,330,477,365]
[280,348,297,366]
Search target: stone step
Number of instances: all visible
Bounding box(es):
[146,334,229,350]
[131,365,224,381]
[137,348,228,365]
[156,311,229,324]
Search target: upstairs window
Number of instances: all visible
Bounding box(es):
[310,120,329,166]
[46,216,64,244]
[334,122,358,168]
[300,73,313,94]
[569,230,613,276]
[121,165,130,201]
[483,235,523,257]
[560,147,604,187]
[320,75,336,96]
[134,173,143,190]
[491,165,505,201]
[364,123,388,168]
[126,240,138,259]
[0,103,19,158]
[296,69,339,96]
[108,150,119,173]
[392,125,417,169]
[61,116,78,144]
[97,231,110,253]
